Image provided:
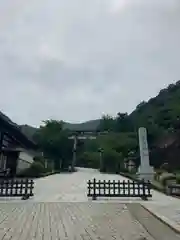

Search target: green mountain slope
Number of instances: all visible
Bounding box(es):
[20,119,101,139]
[129,80,180,133]
[4,80,180,144]
[63,119,100,131]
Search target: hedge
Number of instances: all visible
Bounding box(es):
[159,173,176,187]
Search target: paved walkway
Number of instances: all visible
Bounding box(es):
[0,168,180,237]
[143,197,180,233]
[0,202,179,240]
[33,167,180,232]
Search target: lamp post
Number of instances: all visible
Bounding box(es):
[98,147,104,171]
[72,135,77,171]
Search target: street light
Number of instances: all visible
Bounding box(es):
[98,147,104,171]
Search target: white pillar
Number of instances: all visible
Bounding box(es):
[138,127,154,181]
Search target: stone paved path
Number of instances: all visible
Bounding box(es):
[0,168,180,238]
[0,202,179,240]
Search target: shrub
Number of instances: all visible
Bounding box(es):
[101,149,122,173]
[159,172,176,186]
[176,174,180,184]
[129,168,137,174]
[160,163,171,172]
[154,169,164,181]
[120,167,129,173]
[155,169,164,175]
[18,162,45,178]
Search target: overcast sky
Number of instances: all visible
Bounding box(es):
[0,0,180,126]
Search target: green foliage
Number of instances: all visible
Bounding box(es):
[77,152,99,169]
[130,81,180,136]
[99,112,134,133]
[176,174,180,184]
[159,173,176,186]
[18,80,180,173]
[101,149,123,173]
[96,81,180,171]
[115,112,134,132]
[33,156,45,166]
[63,119,100,131]
[154,169,165,181]
[99,115,115,131]
[160,163,171,172]
[119,167,129,173]
[30,162,46,176]
[34,120,73,171]
[18,162,45,178]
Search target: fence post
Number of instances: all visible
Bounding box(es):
[141,179,148,201]
[113,180,115,196]
[87,180,91,197]
[92,178,97,200]
[22,179,30,200]
[30,180,34,197]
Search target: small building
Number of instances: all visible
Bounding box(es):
[0,111,37,176]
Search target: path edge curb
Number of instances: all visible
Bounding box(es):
[141,204,180,235]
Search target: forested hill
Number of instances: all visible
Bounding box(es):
[20,119,101,140]
[2,80,180,172]
[4,80,180,144]
[63,119,100,131]
[129,80,180,135]
[100,80,180,140]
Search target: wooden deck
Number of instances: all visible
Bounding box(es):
[0,203,179,240]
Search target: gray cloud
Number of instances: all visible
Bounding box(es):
[0,0,180,126]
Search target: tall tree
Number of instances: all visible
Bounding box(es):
[99,114,115,131]
[34,120,73,170]
[115,112,133,132]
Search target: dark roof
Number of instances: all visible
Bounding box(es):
[1,148,20,152]
[0,111,19,127]
[0,111,37,150]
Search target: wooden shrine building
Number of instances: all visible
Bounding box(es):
[0,111,37,177]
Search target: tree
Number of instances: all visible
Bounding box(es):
[77,151,99,169]
[99,114,115,131]
[115,112,133,132]
[101,149,123,173]
[32,80,180,172]
[35,120,73,171]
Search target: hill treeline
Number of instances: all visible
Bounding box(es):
[24,80,180,173]
[100,80,180,140]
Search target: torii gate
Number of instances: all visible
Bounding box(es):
[68,130,107,171]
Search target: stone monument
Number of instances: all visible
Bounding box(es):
[138,127,154,181]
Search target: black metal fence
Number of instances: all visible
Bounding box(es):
[0,178,34,200]
[0,169,9,178]
[168,184,180,197]
[87,178,152,200]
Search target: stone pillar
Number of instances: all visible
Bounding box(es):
[71,136,77,172]
[138,127,154,181]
